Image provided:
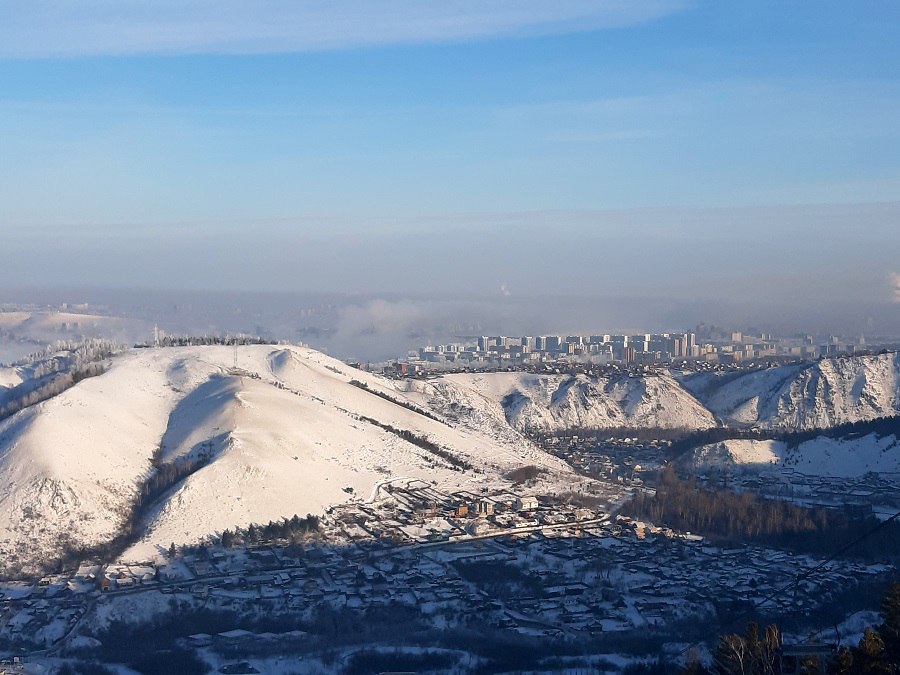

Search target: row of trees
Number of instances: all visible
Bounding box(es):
[1,338,121,421]
[533,425,696,445]
[625,468,900,558]
[529,404,900,455]
[348,379,445,423]
[219,514,321,548]
[11,337,120,369]
[0,360,110,421]
[138,451,213,511]
[356,414,474,471]
[145,335,276,347]
[51,444,215,574]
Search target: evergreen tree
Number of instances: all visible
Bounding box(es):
[855,628,891,675]
[879,582,900,666]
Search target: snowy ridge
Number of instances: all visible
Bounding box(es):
[0,345,575,571]
[0,351,181,573]
[416,353,900,440]
[681,352,900,430]
[427,371,716,434]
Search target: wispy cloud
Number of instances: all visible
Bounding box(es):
[0,0,689,58]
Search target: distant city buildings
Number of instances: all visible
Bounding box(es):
[389,328,873,374]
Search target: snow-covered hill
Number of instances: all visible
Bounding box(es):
[0,345,574,572]
[411,352,900,437]
[682,433,900,478]
[681,352,900,430]
[681,439,784,472]
[418,371,716,435]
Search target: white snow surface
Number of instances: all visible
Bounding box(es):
[0,345,573,569]
[782,433,900,477]
[685,433,900,478]
[0,366,23,390]
[686,439,783,471]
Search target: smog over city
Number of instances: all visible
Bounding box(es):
[1,2,899,674]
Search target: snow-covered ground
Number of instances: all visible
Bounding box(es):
[783,433,900,477]
[684,433,900,478]
[684,439,783,471]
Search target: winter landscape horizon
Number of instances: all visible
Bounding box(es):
[3,1,900,674]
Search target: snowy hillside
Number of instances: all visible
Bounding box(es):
[782,433,900,477]
[420,371,716,434]
[0,345,574,572]
[682,439,784,472]
[412,352,900,437]
[681,352,900,430]
[683,433,900,478]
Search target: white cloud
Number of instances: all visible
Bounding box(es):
[891,273,900,303]
[0,0,688,58]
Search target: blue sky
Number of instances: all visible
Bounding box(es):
[1,1,899,309]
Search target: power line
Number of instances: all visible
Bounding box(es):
[674,507,900,661]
